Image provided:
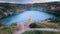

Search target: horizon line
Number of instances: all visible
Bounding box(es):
[0,1,59,4]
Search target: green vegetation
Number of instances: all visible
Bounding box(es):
[29,22,60,28]
[0,21,5,26]
[29,17,60,28]
[49,18,60,24]
[0,22,18,34]
[10,22,17,26]
[29,22,45,28]
[0,22,3,26]
[22,30,60,34]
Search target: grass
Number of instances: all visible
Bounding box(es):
[22,30,60,34]
[29,22,60,28]
[0,22,19,34]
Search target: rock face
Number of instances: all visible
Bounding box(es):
[0,2,60,19]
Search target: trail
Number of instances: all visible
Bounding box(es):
[12,22,60,34]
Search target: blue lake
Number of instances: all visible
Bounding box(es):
[1,10,56,25]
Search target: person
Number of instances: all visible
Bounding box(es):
[28,16,32,22]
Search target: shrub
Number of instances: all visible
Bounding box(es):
[0,21,4,26]
[22,30,60,34]
[49,18,60,24]
[10,22,17,26]
[29,22,46,28]
[29,23,37,28]
[0,22,18,34]
[29,22,60,28]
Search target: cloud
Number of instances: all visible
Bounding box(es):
[0,0,60,4]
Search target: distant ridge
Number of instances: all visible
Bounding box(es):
[0,1,60,4]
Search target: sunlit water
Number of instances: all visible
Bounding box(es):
[1,10,56,25]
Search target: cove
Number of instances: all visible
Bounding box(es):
[1,10,56,25]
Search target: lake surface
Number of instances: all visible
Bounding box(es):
[1,10,56,25]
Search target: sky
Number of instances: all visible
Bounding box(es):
[0,0,60,4]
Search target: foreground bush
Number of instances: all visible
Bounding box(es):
[22,30,60,34]
[29,23,45,28]
[29,22,60,28]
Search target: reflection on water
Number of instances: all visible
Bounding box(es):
[1,10,56,25]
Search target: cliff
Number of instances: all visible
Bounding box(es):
[0,2,60,19]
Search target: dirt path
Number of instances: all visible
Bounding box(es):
[12,23,60,34]
[29,28,60,32]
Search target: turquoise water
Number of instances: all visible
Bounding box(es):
[1,10,55,25]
